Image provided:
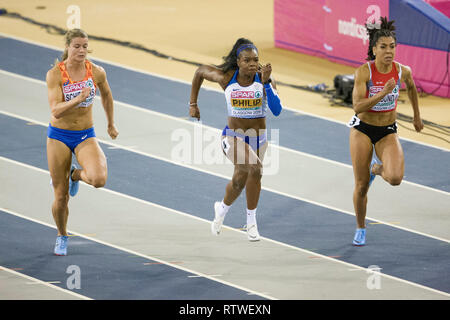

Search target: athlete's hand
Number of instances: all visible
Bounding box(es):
[260,63,272,84]
[382,78,396,95]
[77,87,91,102]
[413,115,424,133]
[189,105,200,121]
[108,123,119,140]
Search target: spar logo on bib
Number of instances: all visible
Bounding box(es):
[231,91,254,99]
[63,81,87,94]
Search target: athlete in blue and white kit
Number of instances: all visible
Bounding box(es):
[189,38,283,241]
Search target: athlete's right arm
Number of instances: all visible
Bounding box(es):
[352,64,396,114]
[189,65,225,120]
[46,68,90,119]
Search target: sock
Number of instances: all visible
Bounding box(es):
[246,208,257,226]
[219,200,231,217]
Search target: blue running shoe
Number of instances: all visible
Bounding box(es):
[368,154,380,187]
[69,164,79,197]
[54,235,69,256]
[353,228,366,246]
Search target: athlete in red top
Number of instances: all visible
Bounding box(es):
[348,17,423,246]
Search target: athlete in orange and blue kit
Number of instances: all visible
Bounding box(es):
[46,29,118,255]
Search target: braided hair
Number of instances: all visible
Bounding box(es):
[216,38,257,73]
[365,16,396,61]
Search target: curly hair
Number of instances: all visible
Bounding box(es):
[365,16,396,61]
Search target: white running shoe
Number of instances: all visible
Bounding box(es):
[211,201,225,235]
[246,224,260,241]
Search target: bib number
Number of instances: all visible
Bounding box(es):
[221,137,231,155]
[347,115,361,128]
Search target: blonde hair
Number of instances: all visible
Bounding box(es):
[54,28,90,65]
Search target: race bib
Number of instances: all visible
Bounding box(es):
[347,115,361,128]
[62,78,96,108]
[230,90,264,117]
[221,137,231,155]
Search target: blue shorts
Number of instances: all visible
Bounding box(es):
[222,125,267,152]
[47,124,96,153]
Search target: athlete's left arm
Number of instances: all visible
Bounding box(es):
[261,63,283,116]
[94,65,119,139]
[401,64,424,133]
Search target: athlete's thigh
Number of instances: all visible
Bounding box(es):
[349,128,373,184]
[257,142,268,163]
[222,136,260,166]
[375,133,404,177]
[74,138,107,174]
[47,138,72,191]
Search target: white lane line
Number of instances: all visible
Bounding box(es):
[26,281,61,285]
[0,108,449,243]
[0,266,90,300]
[0,204,276,300]
[1,32,448,153]
[0,68,448,197]
[107,145,137,150]
[247,292,271,296]
[1,157,449,298]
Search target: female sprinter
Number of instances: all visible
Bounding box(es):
[46,28,119,255]
[189,38,283,241]
[349,17,423,246]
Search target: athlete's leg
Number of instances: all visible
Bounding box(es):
[72,138,107,188]
[349,128,374,229]
[373,133,404,186]
[245,142,267,210]
[47,138,72,236]
[212,136,249,235]
[223,136,251,206]
[214,136,263,239]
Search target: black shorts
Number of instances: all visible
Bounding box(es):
[347,115,397,145]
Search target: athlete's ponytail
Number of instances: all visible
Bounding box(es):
[216,38,257,73]
[54,28,89,65]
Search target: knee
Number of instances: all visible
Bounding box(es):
[355,182,369,197]
[382,167,403,186]
[54,193,69,206]
[248,163,262,179]
[231,170,247,191]
[386,175,403,186]
[91,176,107,188]
[231,177,246,192]
[86,171,107,188]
